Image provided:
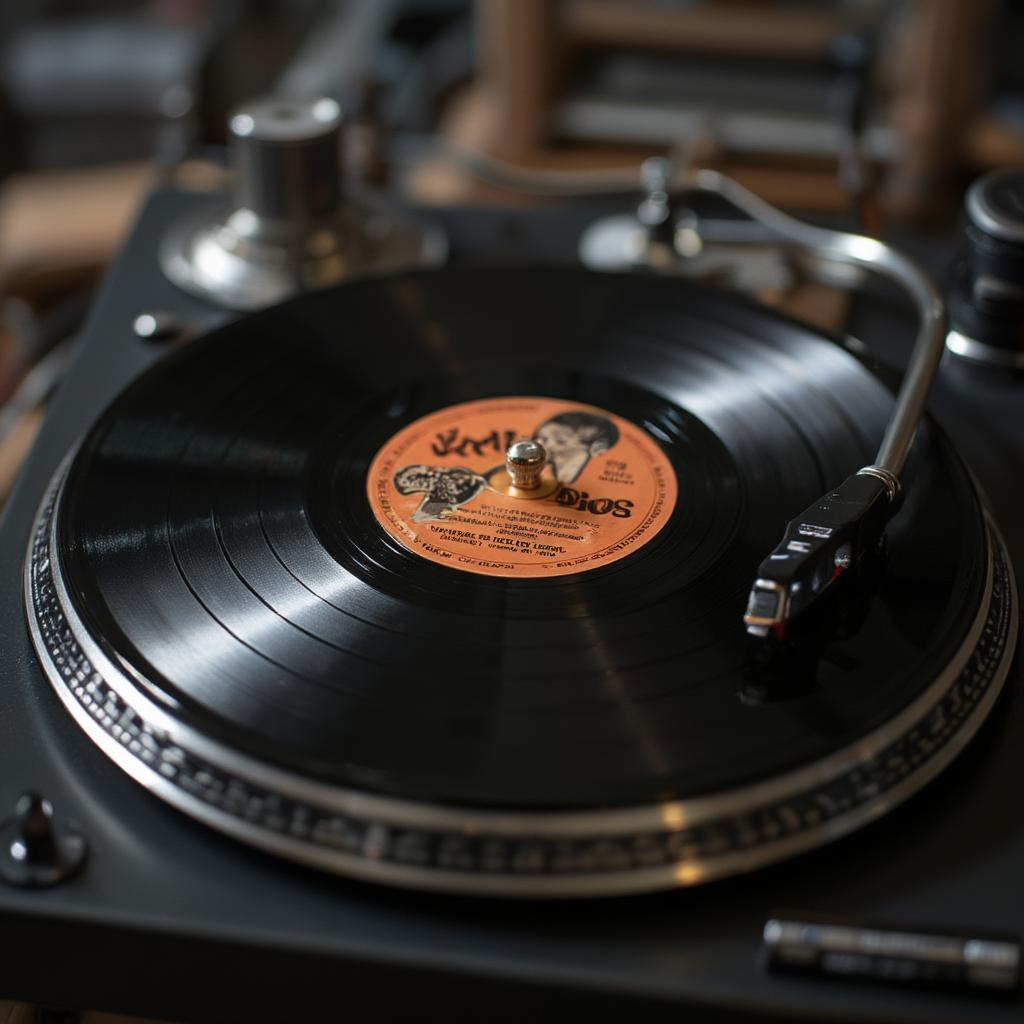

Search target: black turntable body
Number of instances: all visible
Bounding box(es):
[0,174,1023,1024]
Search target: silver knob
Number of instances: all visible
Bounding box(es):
[230,96,343,224]
[506,440,547,490]
[161,94,446,311]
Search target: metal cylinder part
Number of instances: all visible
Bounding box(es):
[230,96,343,223]
[160,94,446,310]
[947,168,1024,368]
[506,439,547,490]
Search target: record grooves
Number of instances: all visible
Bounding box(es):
[25,268,1019,896]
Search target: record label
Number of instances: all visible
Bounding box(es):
[366,396,677,577]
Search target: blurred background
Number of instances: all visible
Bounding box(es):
[0,0,1022,505]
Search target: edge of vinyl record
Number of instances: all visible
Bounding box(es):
[25,455,1019,898]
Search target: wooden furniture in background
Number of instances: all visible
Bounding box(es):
[887,0,1001,213]
[427,0,1022,216]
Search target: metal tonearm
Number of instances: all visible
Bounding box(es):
[421,140,948,636]
[674,169,947,635]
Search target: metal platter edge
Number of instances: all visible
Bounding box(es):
[24,457,1019,898]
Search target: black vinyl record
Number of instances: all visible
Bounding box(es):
[28,267,1014,895]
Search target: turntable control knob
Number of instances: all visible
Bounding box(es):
[946,168,1024,367]
[229,96,343,224]
[161,94,445,310]
[15,793,58,864]
[0,791,88,887]
[506,440,547,490]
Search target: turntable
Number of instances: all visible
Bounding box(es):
[0,97,1022,1022]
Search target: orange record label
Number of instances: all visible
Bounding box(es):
[366,396,678,578]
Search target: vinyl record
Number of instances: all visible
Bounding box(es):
[28,267,1016,895]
